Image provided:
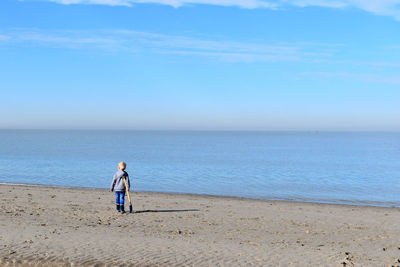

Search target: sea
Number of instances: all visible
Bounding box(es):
[0,130,399,207]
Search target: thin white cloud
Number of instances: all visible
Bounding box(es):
[46,0,400,20]
[49,0,277,8]
[350,0,400,20]
[0,28,337,62]
[303,71,400,84]
[3,29,399,67]
[0,35,10,40]
[335,59,400,67]
[52,0,132,6]
[14,30,122,49]
[285,0,348,8]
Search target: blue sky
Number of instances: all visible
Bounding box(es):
[1,0,400,130]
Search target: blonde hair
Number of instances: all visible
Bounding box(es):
[118,161,126,170]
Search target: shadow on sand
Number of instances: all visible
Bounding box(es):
[133,209,199,214]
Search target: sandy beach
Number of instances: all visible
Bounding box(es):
[1,184,400,266]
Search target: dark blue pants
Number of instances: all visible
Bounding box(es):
[115,191,125,205]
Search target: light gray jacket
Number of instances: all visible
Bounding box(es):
[110,170,130,192]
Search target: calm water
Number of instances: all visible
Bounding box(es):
[0,130,399,207]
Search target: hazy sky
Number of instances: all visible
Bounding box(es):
[1,0,400,130]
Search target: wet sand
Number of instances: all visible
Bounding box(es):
[1,184,400,266]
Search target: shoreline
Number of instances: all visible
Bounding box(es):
[1,181,399,209]
[1,183,400,266]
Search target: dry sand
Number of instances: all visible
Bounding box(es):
[1,184,400,266]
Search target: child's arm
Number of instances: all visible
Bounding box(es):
[110,174,117,192]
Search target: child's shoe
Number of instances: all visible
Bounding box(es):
[116,204,120,212]
[120,204,125,214]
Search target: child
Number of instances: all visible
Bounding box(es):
[110,161,130,214]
